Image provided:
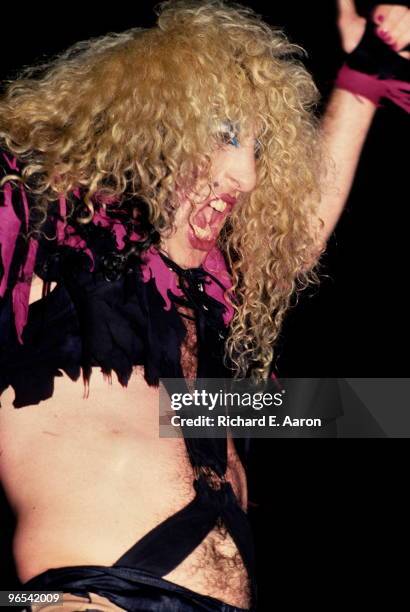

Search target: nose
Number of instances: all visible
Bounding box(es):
[225,147,257,195]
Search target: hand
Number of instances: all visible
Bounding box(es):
[372,4,410,57]
[337,1,410,59]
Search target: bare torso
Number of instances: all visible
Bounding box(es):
[0,277,250,609]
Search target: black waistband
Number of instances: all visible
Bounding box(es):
[23,565,256,612]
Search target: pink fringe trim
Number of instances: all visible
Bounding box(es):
[335,64,410,113]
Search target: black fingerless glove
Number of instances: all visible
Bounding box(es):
[336,21,410,112]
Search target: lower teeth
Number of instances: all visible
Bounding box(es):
[192,223,212,239]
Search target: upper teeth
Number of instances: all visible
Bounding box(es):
[210,199,227,212]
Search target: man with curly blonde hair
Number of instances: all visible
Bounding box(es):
[0,1,409,610]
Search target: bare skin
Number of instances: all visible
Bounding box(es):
[0,281,250,609]
[0,370,249,607]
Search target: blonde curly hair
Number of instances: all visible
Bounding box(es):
[0,0,325,382]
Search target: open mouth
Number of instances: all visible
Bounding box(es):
[189,197,234,244]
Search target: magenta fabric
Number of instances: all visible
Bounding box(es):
[335,64,410,113]
[141,246,234,325]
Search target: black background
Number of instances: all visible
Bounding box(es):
[0,1,408,609]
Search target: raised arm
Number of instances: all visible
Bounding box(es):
[315,0,410,247]
[318,86,376,244]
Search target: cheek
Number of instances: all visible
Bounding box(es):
[173,200,192,227]
[210,149,230,177]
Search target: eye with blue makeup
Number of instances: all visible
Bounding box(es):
[217,121,261,158]
[220,132,240,148]
[218,121,240,147]
[228,135,240,148]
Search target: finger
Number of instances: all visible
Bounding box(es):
[387,12,410,51]
[375,6,409,34]
[375,7,409,45]
[373,5,398,25]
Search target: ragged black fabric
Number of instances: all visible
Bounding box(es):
[346,20,410,81]
[0,146,233,406]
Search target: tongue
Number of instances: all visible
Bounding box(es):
[193,208,208,229]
